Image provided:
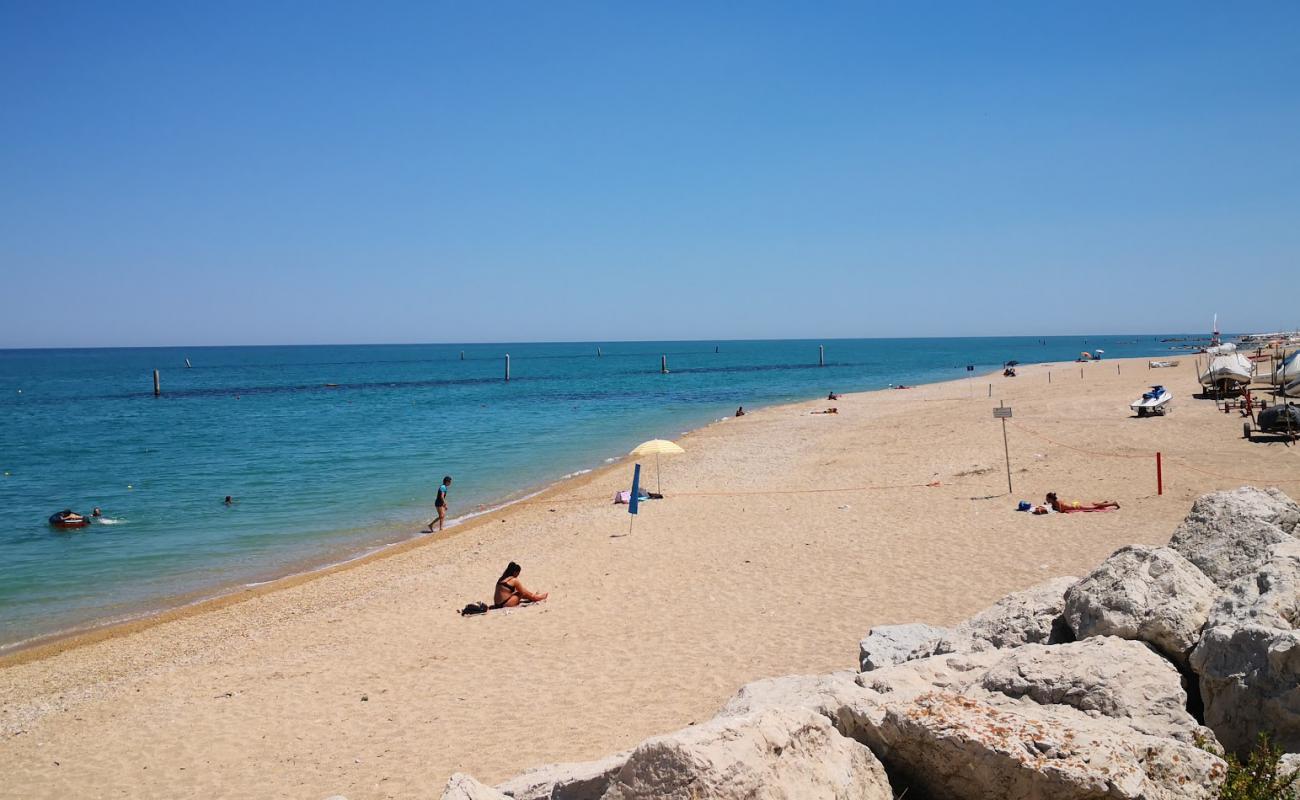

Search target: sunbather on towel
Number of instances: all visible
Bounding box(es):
[493,561,549,608]
[1046,492,1120,513]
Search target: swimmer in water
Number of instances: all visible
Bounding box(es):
[224,495,233,505]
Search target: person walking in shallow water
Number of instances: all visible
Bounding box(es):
[428,475,452,532]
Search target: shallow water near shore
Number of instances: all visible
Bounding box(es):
[0,336,1190,648]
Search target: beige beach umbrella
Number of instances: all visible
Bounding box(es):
[629,439,685,494]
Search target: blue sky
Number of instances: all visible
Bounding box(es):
[2,1,1297,347]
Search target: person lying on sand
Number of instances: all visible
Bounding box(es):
[493,561,548,608]
[1046,492,1120,513]
[812,407,838,414]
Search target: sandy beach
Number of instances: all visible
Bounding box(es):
[3,355,1297,799]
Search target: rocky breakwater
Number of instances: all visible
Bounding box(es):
[440,486,1299,799]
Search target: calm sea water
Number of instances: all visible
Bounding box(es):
[0,336,1188,648]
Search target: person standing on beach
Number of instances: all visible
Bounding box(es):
[428,475,452,532]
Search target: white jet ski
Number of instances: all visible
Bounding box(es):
[1130,385,1173,417]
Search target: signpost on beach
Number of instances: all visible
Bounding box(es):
[994,403,1013,493]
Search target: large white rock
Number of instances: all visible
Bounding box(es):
[1167,487,1299,589]
[495,753,629,800]
[977,638,1209,743]
[1064,546,1219,668]
[599,707,894,800]
[937,576,1078,654]
[872,690,1224,799]
[1191,539,1300,754]
[719,671,873,741]
[858,623,948,671]
[441,774,510,800]
[845,639,1223,798]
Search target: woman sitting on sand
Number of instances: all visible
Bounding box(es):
[493,562,549,608]
[1046,492,1120,513]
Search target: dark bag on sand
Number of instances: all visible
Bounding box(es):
[460,602,488,616]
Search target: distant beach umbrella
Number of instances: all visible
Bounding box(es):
[629,439,684,494]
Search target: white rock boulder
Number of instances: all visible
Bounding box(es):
[441,774,510,800]
[872,690,1224,799]
[858,623,948,671]
[1167,486,1299,589]
[977,637,1209,742]
[1191,539,1300,754]
[719,671,873,742]
[844,638,1223,798]
[495,752,629,800]
[937,576,1077,654]
[1063,545,1219,668]
[599,707,894,800]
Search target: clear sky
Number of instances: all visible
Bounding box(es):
[2,2,1297,347]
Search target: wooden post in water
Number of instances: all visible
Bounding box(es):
[153,369,161,397]
[597,347,602,358]
[818,345,825,367]
[460,351,464,360]
[505,354,510,382]
[660,355,668,374]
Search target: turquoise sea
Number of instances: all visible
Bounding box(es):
[0,336,1194,649]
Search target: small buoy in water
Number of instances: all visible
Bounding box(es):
[127,484,134,490]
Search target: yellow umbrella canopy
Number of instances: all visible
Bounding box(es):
[630,439,685,456]
[629,439,684,493]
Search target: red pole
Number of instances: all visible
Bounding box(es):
[1156,452,1163,496]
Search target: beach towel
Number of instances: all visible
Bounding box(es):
[613,490,655,505]
[1057,502,1118,514]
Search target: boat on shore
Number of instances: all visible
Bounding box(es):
[1272,350,1299,388]
[1199,353,1254,394]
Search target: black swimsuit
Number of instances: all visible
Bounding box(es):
[493,580,520,609]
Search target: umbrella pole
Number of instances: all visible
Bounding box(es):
[657,452,661,494]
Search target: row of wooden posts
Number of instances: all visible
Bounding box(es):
[146,352,1136,395]
[150,346,833,393]
[146,349,1134,394]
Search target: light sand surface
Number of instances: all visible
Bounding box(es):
[3,356,1298,799]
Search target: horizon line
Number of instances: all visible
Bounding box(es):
[0,330,1238,352]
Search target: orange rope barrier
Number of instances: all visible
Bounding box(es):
[1007,420,1300,484]
[1006,420,1149,459]
[507,479,972,508]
